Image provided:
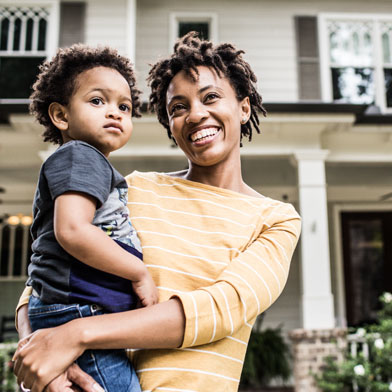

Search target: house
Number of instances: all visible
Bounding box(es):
[1,0,391,390]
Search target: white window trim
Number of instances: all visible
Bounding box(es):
[0,0,59,57]
[169,12,218,52]
[125,0,136,63]
[319,13,392,113]
[332,202,392,328]
[0,0,59,103]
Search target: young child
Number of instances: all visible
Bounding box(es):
[26,44,158,392]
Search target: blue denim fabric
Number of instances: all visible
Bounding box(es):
[28,295,141,392]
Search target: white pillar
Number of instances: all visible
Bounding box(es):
[126,0,136,62]
[294,150,335,329]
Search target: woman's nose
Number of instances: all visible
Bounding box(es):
[185,102,208,124]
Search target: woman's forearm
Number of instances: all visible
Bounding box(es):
[17,304,32,339]
[77,298,185,351]
[13,298,185,392]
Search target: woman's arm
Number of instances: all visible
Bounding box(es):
[13,299,185,392]
[17,302,32,339]
[176,202,301,347]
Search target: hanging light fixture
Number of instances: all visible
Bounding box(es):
[6,214,33,226]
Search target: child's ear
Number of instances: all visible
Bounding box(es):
[48,102,69,131]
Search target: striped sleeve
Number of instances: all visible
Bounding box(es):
[174,202,301,348]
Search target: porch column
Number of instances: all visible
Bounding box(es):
[294,150,335,329]
[126,0,136,62]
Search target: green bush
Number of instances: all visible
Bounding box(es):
[240,316,291,388]
[316,292,392,392]
[0,343,17,392]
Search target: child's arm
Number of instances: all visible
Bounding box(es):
[54,191,158,307]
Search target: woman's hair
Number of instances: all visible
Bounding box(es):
[148,31,266,144]
[30,44,142,145]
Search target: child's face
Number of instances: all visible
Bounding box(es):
[62,66,133,156]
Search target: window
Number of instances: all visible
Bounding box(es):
[319,14,392,112]
[0,3,58,101]
[178,21,209,40]
[169,12,217,51]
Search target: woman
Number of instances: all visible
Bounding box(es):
[14,32,301,392]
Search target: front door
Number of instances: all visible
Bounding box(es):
[341,211,392,327]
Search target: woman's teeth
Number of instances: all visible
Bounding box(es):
[190,128,219,142]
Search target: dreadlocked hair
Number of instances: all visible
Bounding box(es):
[147,31,266,144]
[30,44,141,145]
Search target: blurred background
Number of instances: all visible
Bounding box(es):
[0,1,391,390]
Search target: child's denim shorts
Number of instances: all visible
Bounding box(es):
[28,295,141,392]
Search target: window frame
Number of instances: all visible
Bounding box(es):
[169,11,218,52]
[319,13,392,113]
[0,0,60,103]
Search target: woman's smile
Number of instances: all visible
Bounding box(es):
[189,126,221,143]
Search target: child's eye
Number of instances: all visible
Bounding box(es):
[119,103,131,112]
[90,98,103,105]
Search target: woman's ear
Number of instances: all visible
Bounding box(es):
[48,102,69,131]
[240,96,251,123]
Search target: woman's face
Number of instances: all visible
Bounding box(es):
[166,66,250,168]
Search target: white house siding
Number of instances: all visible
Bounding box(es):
[84,0,128,54]
[135,0,392,102]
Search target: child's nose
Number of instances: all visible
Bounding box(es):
[107,105,121,119]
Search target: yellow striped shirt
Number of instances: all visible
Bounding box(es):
[126,171,301,392]
[18,170,301,392]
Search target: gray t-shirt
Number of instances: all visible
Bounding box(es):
[28,141,142,312]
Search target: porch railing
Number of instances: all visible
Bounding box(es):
[347,331,383,392]
[0,220,31,280]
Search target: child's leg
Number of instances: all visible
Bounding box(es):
[76,347,140,392]
[75,303,141,392]
[28,295,141,392]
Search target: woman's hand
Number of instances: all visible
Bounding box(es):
[13,320,85,392]
[44,363,104,392]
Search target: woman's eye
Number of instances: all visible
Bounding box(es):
[119,104,131,112]
[90,98,103,105]
[170,103,186,114]
[204,93,219,102]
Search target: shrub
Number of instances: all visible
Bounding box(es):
[316,293,392,392]
[240,316,291,388]
[0,343,17,392]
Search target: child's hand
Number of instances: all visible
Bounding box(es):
[132,268,159,307]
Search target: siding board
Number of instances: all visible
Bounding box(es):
[85,0,127,54]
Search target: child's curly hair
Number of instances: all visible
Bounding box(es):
[147,31,266,144]
[30,44,141,145]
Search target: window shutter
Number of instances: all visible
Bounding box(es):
[59,2,86,47]
[295,16,321,100]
